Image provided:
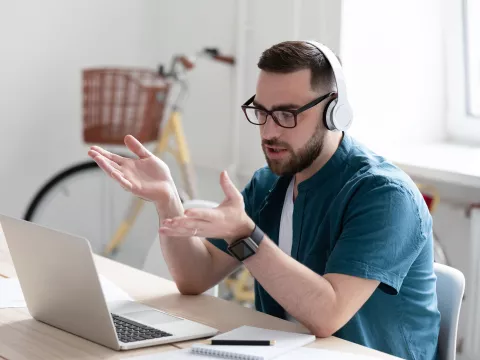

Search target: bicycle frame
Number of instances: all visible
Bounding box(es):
[103,107,194,256]
[103,48,234,256]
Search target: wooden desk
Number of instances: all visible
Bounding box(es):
[0,229,400,359]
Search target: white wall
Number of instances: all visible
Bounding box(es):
[341,0,446,147]
[1,0,447,217]
[0,0,236,219]
[146,0,237,173]
[0,1,155,217]
[0,0,342,219]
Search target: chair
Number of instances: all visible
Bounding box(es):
[142,199,219,297]
[435,262,465,360]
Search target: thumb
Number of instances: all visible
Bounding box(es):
[220,171,241,201]
[124,135,152,159]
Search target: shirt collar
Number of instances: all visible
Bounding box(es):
[261,132,352,205]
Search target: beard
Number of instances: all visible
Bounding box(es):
[262,121,325,176]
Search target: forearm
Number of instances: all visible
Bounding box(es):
[155,190,215,294]
[155,174,376,329]
[244,238,338,337]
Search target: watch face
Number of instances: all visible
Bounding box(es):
[229,239,256,260]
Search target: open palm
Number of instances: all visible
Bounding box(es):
[88,135,175,203]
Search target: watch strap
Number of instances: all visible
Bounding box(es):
[250,225,264,246]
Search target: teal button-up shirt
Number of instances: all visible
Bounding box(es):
[209,134,440,360]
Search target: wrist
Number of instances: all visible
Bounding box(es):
[154,182,183,219]
[226,215,256,245]
[226,221,265,262]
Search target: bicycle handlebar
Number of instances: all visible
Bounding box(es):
[178,56,194,70]
[159,47,234,78]
[203,47,235,65]
[212,54,235,65]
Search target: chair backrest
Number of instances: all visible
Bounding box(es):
[142,199,220,297]
[434,262,465,360]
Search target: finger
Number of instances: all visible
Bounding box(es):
[111,170,133,191]
[93,156,125,179]
[89,146,125,165]
[220,170,242,201]
[89,150,121,171]
[124,135,152,160]
[184,208,218,222]
[159,219,203,236]
[163,216,208,231]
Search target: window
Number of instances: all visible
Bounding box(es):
[464,0,480,117]
[444,0,480,144]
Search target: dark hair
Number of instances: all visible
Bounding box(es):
[257,41,338,91]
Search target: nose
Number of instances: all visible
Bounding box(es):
[260,114,283,140]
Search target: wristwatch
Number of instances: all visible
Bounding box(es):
[227,225,265,261]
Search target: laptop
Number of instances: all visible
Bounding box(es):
[0,214,218,350]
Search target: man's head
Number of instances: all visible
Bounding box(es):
[247,41,338,176]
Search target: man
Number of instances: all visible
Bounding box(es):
[89,41,440,359]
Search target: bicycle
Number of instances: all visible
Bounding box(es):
[23,47,235,259]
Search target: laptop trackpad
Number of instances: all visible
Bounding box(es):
[124,310,182,326]
[122,310,183,325]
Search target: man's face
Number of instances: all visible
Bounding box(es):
[254,69,329,176]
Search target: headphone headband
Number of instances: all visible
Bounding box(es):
[304,40,353,131]
[304,40,347,105]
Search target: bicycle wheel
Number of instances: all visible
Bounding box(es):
[23,160,160,267]
[24,161,98,222]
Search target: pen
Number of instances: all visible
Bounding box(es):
[206,340,276,346]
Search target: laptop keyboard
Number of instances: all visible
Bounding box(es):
[111,313,172,343]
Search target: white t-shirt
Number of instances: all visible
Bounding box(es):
[278,178,299,323]
[278,178,295,256]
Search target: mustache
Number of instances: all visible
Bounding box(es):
[262,139,291,149]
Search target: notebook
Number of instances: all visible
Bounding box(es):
[189,325,316,360]
[282,348,379,360]
[125,345,379,360]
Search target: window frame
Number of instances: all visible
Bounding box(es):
[444,0,480,144]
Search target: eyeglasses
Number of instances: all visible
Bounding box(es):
[241,92,335,129]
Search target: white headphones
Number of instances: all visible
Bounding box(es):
[304,40,353,131]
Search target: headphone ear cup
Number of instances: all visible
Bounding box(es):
[332,103,353,131]
[323,99,337,131]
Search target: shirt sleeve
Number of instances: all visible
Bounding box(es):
[324,177,430,295]
[206,177,255,255]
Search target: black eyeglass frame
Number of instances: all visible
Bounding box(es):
[241,92,336,128]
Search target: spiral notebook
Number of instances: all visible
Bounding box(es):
[126,347,378,360]
[189,325,316,360]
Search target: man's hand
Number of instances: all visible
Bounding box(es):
[88,135,177,204]
[159,171,255,243]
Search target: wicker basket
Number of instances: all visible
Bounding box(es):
[82,68,170,144]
